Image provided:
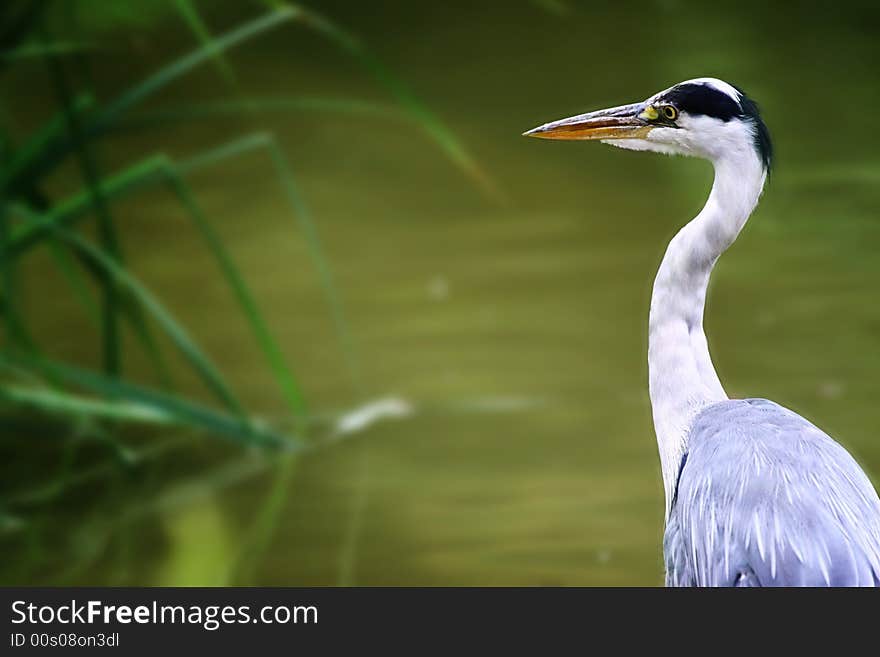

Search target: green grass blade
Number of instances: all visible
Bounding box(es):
[11,210,243,413]
[262,137,364,397]
[162,168,307,417]
[3,8,295,194]
[8,155,169,255]
[42,28,122,375]
[0,93,94,195]
[171,0,238,88]
[111,96,499,208]
[120,304,176,391]
[8,140,311,416]
[353,53,501,201]
[176,133,363,397]
[7,147,306,414]
[91,7,295,133]
[43,237,99,323]
[40,234,175,390]
[0,354,289,448]
[0,382,174,425]
[58,229,240,413]
[269,1,500,200]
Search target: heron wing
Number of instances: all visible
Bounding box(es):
[664,398,880,586]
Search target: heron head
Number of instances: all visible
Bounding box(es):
[523,77,772,170]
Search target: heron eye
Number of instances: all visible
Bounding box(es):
[662,105,678,121]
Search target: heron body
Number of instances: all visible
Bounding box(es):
[526,78,880,586]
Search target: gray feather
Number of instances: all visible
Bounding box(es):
[665,399,880,587]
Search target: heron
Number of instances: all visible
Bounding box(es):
[524,78,880,586]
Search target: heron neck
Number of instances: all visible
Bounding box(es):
[649,151,766,516]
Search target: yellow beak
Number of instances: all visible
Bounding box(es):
[523,102,654,141]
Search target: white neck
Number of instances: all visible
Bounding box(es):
[650,149,767,517]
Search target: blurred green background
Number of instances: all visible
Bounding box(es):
[1,0,879,586]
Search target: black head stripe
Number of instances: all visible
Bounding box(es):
[663,83,741,121]
[662,82,773,171]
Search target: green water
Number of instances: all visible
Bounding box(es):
[3,1,880,585]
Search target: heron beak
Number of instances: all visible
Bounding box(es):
[523,102,653,141]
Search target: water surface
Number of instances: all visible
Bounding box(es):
[3,0,880,585]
